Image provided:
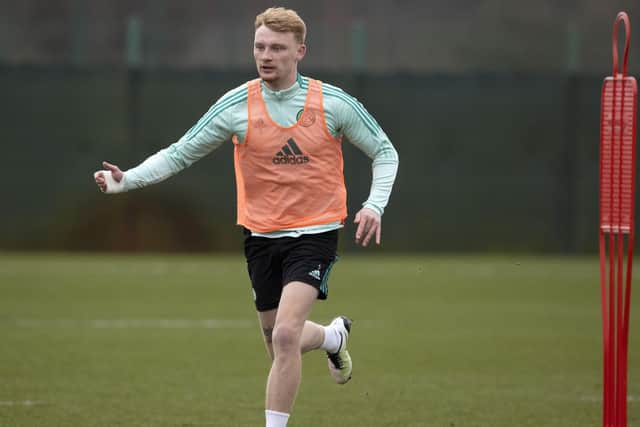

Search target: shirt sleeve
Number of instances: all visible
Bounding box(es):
[323,85,399,216]
[122,84,247,191]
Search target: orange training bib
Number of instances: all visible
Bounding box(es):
[232,78,347,232]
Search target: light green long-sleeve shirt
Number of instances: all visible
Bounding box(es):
[122,74,399,237]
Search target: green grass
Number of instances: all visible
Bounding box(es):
[1,253,639,426]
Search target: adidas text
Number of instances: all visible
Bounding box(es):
[272,155,309,165]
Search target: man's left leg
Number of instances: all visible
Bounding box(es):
[258,309,328,360]
[265,281,318,415]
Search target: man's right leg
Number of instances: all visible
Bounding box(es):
[262,280,320,426]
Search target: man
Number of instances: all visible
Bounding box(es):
[94,7,398,427]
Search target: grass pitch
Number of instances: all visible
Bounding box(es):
[1,253,639,426]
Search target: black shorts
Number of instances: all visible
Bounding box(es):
[243,228,339,312]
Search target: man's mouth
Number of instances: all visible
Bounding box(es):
[260,65,275,72]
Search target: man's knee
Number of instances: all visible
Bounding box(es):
[272,324,300,354]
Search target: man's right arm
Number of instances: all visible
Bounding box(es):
[94,83,248,193]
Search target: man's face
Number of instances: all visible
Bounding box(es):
[254,25,306,89]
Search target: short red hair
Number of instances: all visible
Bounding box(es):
[255,7,306,44]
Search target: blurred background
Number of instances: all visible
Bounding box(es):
[2,0,640,253]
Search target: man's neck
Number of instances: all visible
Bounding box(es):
[263,73,298,91]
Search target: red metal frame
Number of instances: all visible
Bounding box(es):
[599,11,637,427]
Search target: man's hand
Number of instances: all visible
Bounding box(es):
[354,207,381,247]
[94,161,124,193]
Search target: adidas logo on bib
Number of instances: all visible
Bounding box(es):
[272,138,309,165]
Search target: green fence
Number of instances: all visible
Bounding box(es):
[0,65,613,253]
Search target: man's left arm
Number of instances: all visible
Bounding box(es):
[326,90,399,246]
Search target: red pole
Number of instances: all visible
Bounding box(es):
[600,11,636,427]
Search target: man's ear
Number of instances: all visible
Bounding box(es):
[297,44,307,60]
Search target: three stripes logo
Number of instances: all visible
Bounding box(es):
[272,138,309,165]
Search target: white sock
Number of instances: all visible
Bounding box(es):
[265,409,289,427]
[321,324,341,353]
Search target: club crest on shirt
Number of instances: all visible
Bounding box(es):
[296,109,316,127]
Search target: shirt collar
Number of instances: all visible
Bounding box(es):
[261,74,304,101]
